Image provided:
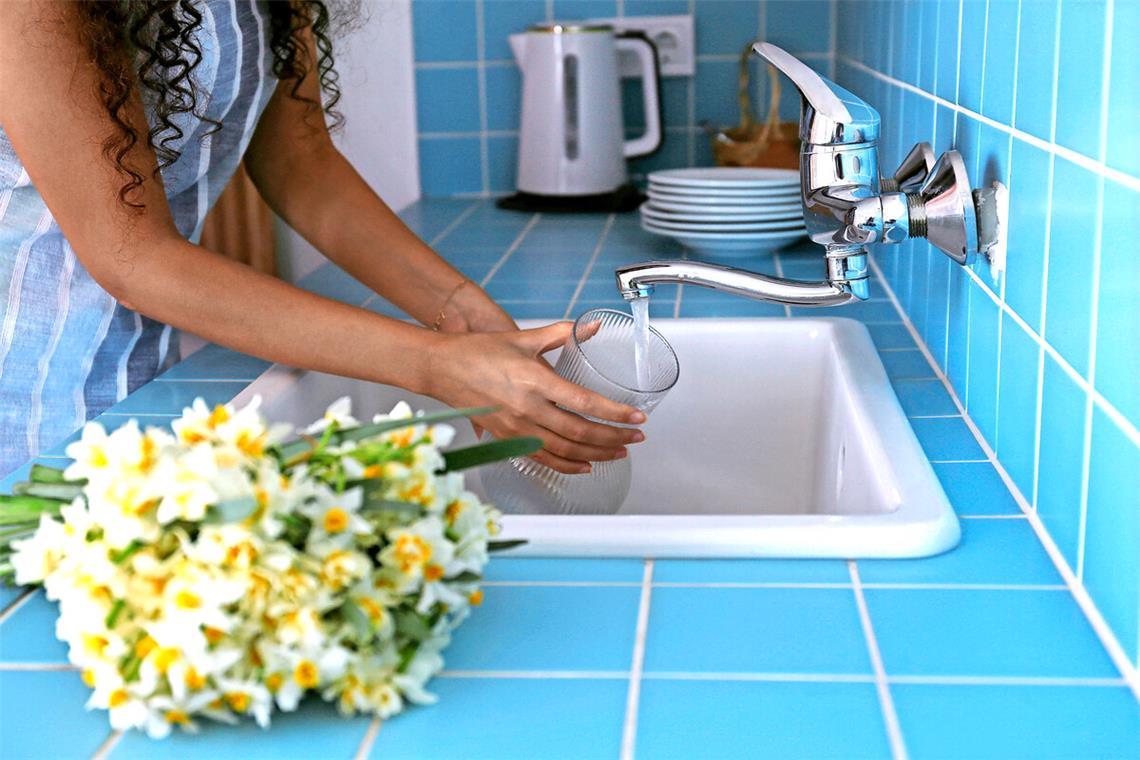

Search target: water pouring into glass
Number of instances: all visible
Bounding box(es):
[481,305,679,515]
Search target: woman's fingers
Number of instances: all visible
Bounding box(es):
[532,401,643,448]
[547,375,646,425]
[530,448,594,475]
[515,322,575,355]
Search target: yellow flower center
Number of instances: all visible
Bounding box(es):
[265,673,284,693]
[82,634,109,656]
[165,709,190,725]
[185,667,207,690]
[82,669,96,687]
[134,636,157,659]
[174,589,202,610]
[445,501,462,525]
[109,689,130,709]
[225,692,251,713]
[393,534,432,573]
[203,626,225,645]
[89,448,109,468]
[323,507,350,534]
[424,564,444,582]
[208,405,230,428]
[468,589,484,606]
[362,464,383,479]
[236,431,264,457]
[357,597,386,624]
[293,660,320,689]
[153,647,180,673]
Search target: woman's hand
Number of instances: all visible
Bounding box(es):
[426,323,646,474]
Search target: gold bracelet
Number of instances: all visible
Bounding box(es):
[431,279,470,332]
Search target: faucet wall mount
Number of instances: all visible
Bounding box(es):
[616,42,1009,306]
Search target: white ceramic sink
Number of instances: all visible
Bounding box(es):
[244,318,959,559]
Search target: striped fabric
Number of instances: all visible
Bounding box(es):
[0,0,275,475]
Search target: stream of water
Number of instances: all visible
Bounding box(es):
[631,297,652,390]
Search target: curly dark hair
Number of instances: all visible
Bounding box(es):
[75,0,355,208]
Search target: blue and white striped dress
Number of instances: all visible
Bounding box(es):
[0,0,275,476]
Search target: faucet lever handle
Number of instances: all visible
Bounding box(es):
[752,41,879,146]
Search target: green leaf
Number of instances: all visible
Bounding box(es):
[393,608,432,642]
[29,465,73,485]
[359,499,423,517]
[111,541,143,565]
[337,406,496,444]
[0,496,64,525]
[105,599,126,629]
[0,523,38,540]
[488,539,528,552]
[340,601,374,642]
[13,482,84,501]
[203,496,258,524]
[441,437,542,472]
[274,406,496,461]
[448,570,482,583]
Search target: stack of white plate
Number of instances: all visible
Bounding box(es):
[640,167,806,257]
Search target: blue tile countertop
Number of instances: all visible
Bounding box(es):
[1,200,1137,759]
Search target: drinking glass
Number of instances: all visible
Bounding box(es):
[481,308,680,515]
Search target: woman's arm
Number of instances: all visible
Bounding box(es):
[0,3,643,474]
[244,69,512,334]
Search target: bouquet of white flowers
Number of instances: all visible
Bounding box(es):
[0,396,536,738]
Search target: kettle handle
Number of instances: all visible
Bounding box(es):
[616,33,662,159]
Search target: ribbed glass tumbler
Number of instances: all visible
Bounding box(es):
[481,308,680,515]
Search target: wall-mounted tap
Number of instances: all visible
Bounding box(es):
[616,42,1008,306]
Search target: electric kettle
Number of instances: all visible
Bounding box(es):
[506,23,662,207]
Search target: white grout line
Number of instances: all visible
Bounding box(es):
[644,671,875,684]
[828,0,838,80]
[886,675,1127,688]
[564,215,616,320]
[439,669,628,680]
[428,200,481,247]
[1075,172,1107,581]
[849,561,908,760]
[862,583,1068,592]
[620,560,654,760]
[654,581,851,589]
[867,254,1140,700]
[353,716,383,760]
[0,588,35,625]
[474,0,490,196]
[89,730,123,760]
[1075,0,1115,581]
[479,214,541,287]
[0,662,77,671]
[482,580,641,588]
[838,55,1140,192]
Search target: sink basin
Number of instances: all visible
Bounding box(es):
[244,318,959,559]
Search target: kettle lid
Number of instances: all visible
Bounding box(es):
[527,22,613,34]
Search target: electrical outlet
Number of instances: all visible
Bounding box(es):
[588,15,695,77]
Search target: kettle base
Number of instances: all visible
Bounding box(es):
[496,183,645,214]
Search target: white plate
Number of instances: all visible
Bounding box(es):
[648,167,800,189]
[648,183,801,199]
[641,219,807,257]
[642,217,806,234]
[640,208,804,231]
[647,195,803,216]
[641,202,802,222]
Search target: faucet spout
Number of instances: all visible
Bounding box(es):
[615,260,858,307]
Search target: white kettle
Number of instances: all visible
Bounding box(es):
[509,23,662,200]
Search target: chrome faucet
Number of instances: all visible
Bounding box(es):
[617,42,1007,307]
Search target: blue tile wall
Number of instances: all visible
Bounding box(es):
[836,0,1139,672]
[410,0,833,196]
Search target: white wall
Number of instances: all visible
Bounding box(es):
[275,0,421,282]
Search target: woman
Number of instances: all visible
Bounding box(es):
[0,0,645,478]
